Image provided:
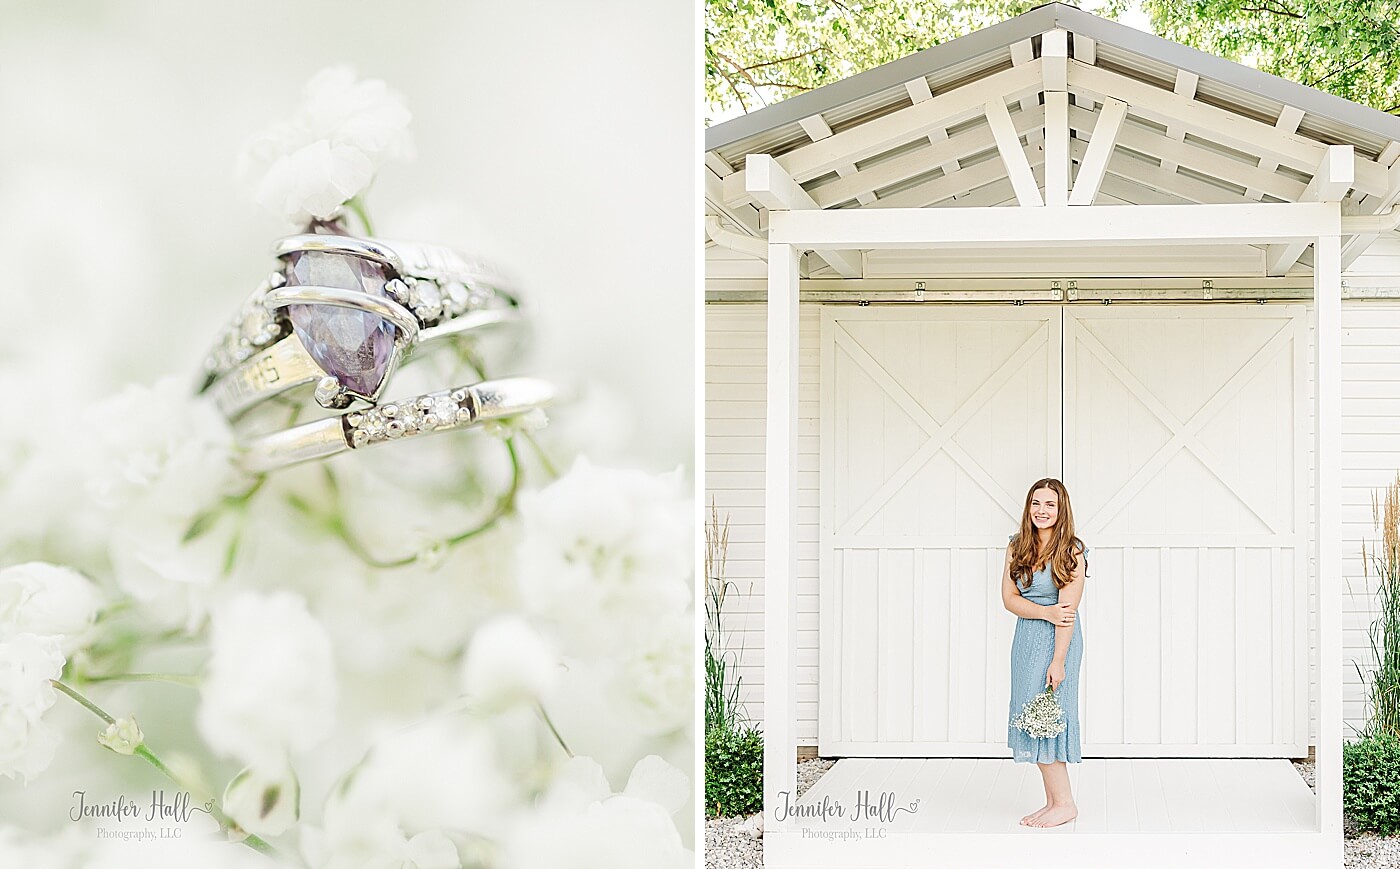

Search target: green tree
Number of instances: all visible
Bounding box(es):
[706,0,1400,124]
[705,0,1046,123]
[1112,0,1400,114]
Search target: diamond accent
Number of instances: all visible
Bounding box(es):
[343,389,474,447]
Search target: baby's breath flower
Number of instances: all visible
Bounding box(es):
[238,65,413,226]
[459,615,560,714]
[481,407,549,439]
[196,591,337,771]
[97,716,142,756]
[1012,686,1067,738]
[0,562,104,655]
[223,763,300,837]
[0,633,65,782]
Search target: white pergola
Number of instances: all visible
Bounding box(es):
[706,5,1400,867]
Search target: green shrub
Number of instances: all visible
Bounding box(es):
[705,724,763,819]
[1343,732,1400,834]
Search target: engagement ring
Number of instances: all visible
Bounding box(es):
[238,376,556,473]
[199,232,524,417]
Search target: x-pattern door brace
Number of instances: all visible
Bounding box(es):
[833,321,1049,536]
[1072,315,1292,534]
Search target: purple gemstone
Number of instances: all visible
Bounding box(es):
[285,251,397,398]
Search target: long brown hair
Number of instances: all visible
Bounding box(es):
[1009,478,1089,590]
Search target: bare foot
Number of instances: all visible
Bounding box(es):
[1019,804,1051,826]
[1027,804,1077,828]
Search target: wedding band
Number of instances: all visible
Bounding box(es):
[238,376,556,473]
[199,233,524,416]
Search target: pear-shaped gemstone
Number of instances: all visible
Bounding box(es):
[285,250,396,398]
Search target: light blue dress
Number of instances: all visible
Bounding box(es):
[1007,533,1086,764]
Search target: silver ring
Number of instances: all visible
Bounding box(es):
[199,233,523,415]
[238,376,556,474]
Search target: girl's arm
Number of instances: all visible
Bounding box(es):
[1050,546,1088,665]
[1001,543,1049,621]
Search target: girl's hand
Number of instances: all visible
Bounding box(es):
[1046,661,1066,691]
[1042,602,1076,627]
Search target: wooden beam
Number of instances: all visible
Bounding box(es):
[1066,104,1307,202]
[869,152,1033,210]
[1265,144,1353,275]
[746,154,862,277]
[723,60,1043,202]
[1071,60,1390,197]
[1072,33,1096,65]
[799,113,874,205]
[1045,91,1070,206]
[1159,70,1198,174]
[985,97,1043,206]
[807,105,1045,208]
[1313,227,1343,842]
[1342,143,1400,268]
[1042,28,1068,93]
[705,167,762,236]
[1069,97,1127,205]
[906,76,961,176]
[1245,105,1305,200]
[770,202,1341,249]
[762,241,800,834]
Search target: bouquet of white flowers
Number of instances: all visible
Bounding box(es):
[1012,684,1068,739]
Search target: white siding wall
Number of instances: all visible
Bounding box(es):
[705,299,1400,750]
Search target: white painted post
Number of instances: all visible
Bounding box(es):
[763,241,801,840]
[1315,228,1343,859]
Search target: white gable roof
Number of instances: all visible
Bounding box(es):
[704,2,1400,279]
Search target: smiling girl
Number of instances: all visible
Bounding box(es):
[1001,477,1089,829]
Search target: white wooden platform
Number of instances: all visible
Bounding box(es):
[765,757,1339,868]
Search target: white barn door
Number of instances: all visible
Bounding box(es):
[819,307,1061,755]
[1065,305,1308,757]
[819,304,1307,758]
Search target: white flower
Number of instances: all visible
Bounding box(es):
[83,376,241,520]
[223,763,300,837]
[253,140,373,225]
[0,633,65,783]
[611,610,694,736]
[0,562,103,654]
[459,614,559,714]
[0,825,90,869]
[197,591,336,771]
[515,456,692,652]
[500,754,692,869]
[302,716,520,869]
[97,715,143,756]
[238,65,412,226]
[298,65,414,160]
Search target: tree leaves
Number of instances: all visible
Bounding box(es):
[706,0,1400,121]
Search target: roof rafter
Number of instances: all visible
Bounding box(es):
[1070,97,1126,205]
[745,154,862,277]
[1264,144,1354,276]
[1069,60,1390,197]
[722,59,1043,204]
[985,96,1043,206]
[1341,142,1400,269]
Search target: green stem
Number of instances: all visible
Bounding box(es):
[445,437,522,546]
[80,672,200,688]
[521,430,560,479]
[321,437,523,568]
[50,680,277,857]
[345,196,375,235]
[536,701,573,757]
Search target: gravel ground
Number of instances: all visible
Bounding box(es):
[706,757,1400,868]
[704,758,832,869]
